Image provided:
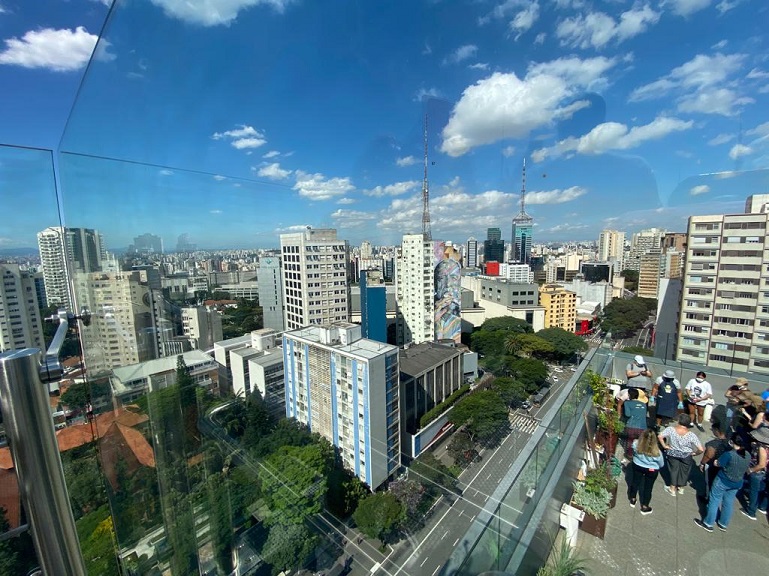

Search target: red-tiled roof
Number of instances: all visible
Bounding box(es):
[0,469,20,529]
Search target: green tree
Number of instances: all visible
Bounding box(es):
[0,507,19,575]
[620,269,638,291]
[479,317,533,333]
[447,431,477,466]
[60,380,111,410]
[76,506,120,576]
[388,479,424,515]
[621,345,654,356]
[206,474,234,573]
[262,520,317,576]
[535,327,588,360]
[489,376,529,407]
[448,390,509,444]
[242,393,276,448]
[505,357,548,392]
[409,453,459,495]
[504,333,555,357]
[353,492,403,545]
[259,444,330,525]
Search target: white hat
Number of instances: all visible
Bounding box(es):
[663,369,675,379]
[634,355,645,365]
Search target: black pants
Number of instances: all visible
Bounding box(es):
[628,463,659,507]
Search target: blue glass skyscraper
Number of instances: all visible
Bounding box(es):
[512,160,533,265]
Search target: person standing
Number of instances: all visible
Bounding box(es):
[625,355,652,391]
[627,429,665,515]
[741,427,769,520]
[623,388,648,463]
[699,422,731,499]
[695,434,751,532]
[685,371,712,431]
[653,370,683,427]
[658,414,704,496]
[725,377,750,431]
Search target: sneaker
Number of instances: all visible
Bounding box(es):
[629,498,636,508]
[640,507,653,515]
[696,423,705,432]
[758,508,767,514]
[664,486,676,496]
[694,519,713,532]
[740,509,757,520]
[716,523,727,532]
[677,487,685,495]
[621,458,629,466]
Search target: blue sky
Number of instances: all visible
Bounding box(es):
[1,0,768,250]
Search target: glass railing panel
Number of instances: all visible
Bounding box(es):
[0,144,62,574]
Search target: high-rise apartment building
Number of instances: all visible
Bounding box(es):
[181,306,223,351]
[466,237,478,268]
[37,226,105,309]
[483,227,505,264]
[637,249,663,299]
[360,270,386,343]
[280,228,349,330]
[676,198,769,374]
[598,229,625,268]
[360,240,373,259]
[130,233,164,255]
[258,256,284,332]
[395,234,434,346]
[0,264,44,352]
[625,228,664,272]
[283,323,400,489]
[539,284,577,331]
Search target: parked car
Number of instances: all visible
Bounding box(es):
[521,401,532,411]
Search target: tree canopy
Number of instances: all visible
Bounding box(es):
[504,333,555,357]
[620,269,638,291]
[535,327,588,359]
[600,297,656,339]
[471,317,533,358]
[505,357,548,392]
[448,390,509,444]
[353,492,403,544]
[262,520,317,576]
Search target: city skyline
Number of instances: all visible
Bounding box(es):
[0,1,767,249]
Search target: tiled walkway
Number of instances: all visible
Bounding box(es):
[576,427,769,576]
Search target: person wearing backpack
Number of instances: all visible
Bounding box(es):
[695,433,751,532]
[741,427,769,520]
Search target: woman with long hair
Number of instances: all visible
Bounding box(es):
[627,428,665,515]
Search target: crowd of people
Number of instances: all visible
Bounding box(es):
[615,355,769,531]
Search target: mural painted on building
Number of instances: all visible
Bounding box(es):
[434,242,462,343]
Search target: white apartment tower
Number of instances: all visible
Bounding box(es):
[283,323,400,489]
[625,228,664,272]
[676,197,769,374]
[280,228,350,330]
[395,234,434,346]
[598,229,625,265]
[181,306,223,351]
[258,256,285,332]
[0,264,44,352]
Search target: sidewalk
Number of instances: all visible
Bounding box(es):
[575,426,769,576]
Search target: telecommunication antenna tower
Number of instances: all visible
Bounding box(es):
[421,113,432,241]
[520,158,528,215]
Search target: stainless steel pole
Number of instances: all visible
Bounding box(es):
[0,348,87,576]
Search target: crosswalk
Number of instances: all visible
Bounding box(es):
[509,412,539,435]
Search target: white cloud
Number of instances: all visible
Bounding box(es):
[444,44,478,65]
[210,209,223,214]
[716,0,743,12]
[526,186,587,205]
[532,116,693,160]
[363,181,419,197]
[212,125,267,149]
[534,33,546,45]
[510,2,539,39]
[396,155,418,167]
[441,56,617,156]
[556,5,660,50]
[747,122,769,138]
[213,175,227,181]
[149,0,292,26]
[729,143,753,159]
[331,209,377,228]
[262,150,281,158]
[256,162,291,180]
[0,27,113,72]
[469,63,489,71]
[159,169,174,176]
[502,146,516,157]
[666,0,711,17]
[414,87,442,102]
[337,197,356,205]
[478,0,529,25]
[293,171,354,201]
[275,224,312,233]
[747,68,769,80]
[712,40,728,49]
[708,133,734,145]
[689,184,710,195]
[545,223,589,233]
[629,52,752,116]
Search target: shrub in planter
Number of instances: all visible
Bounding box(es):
[571,482,610,520]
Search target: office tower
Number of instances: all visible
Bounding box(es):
[580,262,613,283]
[37,226,105,309]
[181,306,223,351]
[676,197,769,374]
[131,233,164,255]
[75,271,154,375]
[637,249,663,299]
[176,233,196,252]
[483,227,505,264]
[511,160,534,264]
[258,256,285,332]
[0,264,44,352]
[539,284,577,330]
[598,229,625,267]
[280,228,350,330]
[360,270,386,343]
[466,237,478,268]
[499,263,534,283]
[283,323,400,489]
[395,234,434,345]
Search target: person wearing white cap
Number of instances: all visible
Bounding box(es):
[653,369,683,426]
[626,355,652,390]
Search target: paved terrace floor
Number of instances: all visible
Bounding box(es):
[575,424,769,576]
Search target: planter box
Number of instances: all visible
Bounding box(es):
[570,501,607,539]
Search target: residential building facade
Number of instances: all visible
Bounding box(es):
[258,255,285,332]
[0,264,44,352]
[395,234,434,346]
[539,284,577,330]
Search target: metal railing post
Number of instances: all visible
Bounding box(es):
[0,348,87,576]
